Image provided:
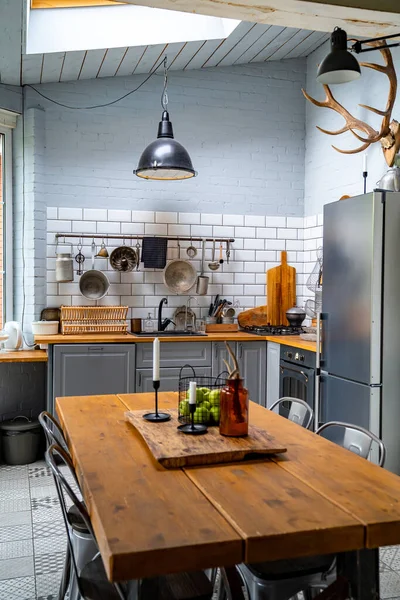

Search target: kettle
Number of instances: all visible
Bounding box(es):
[3,321,23,351]
[377,167,400,192]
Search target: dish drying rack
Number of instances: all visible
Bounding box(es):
[60,306,128,335]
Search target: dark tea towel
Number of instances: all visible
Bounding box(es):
[141,237,168,269]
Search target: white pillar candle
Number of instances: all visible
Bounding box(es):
[153,337,160,381]
[363,154,368,172]
[189,381,197,405]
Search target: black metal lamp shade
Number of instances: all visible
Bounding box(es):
[317,27,361,85]
[134,111,197,180]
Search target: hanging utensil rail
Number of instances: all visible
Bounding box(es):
[55,233,235,243]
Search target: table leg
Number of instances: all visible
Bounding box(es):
[337,548,379,600]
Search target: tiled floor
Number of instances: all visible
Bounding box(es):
[1,461,400,599]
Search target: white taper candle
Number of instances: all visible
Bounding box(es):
[189,381,197,405]
[363,154,367,172]
[153,337,160,381]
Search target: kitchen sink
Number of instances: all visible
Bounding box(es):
[130,331,208,337]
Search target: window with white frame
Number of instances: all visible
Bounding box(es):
[0,124,13,328]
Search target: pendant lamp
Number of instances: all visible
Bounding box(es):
[134,58,197,180]
[317,27,361,85]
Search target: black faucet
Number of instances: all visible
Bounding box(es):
[158,297,173,331]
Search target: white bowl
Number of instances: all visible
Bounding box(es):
[31,321,59,335]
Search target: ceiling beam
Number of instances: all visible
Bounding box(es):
[31,1,122,8]
[113,0,400,38]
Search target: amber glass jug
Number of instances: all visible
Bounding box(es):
[219,378,249,437]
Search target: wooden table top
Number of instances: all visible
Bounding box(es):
[56,392,400,583]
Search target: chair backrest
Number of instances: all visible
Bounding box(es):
[39,411,69,453]
[269,397,314,430]
[46,444,98,597]
[316,421,386,467]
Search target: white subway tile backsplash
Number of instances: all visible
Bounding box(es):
[201,213,222,225]
[305,215,317,228]
[223,214,244,226]
[317,214,324,226]
[46,207,321,317]
[108,209,131,222]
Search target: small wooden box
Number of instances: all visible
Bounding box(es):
[205,323,238,333]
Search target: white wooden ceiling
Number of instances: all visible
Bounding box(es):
[19,23,328,85]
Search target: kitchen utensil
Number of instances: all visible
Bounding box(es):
[196,239,209,296]
[226,240,231,264]
[208,239,219,271]
[206,317,217,325]
[163,260,197,294]
[55,243,74,282]
[75,242,85,276]
[135,239,141,271]
[285,306,306,328]
[79,244,110,300]
[96,239,109,258]
[267,251,296,326]
[377,166,400,191]
[3,321,23,351]
[237,305,268,328]
[173,306,196,330]
[186,238,197,259]
[40,308,61,321]
[125,409,287,468]
[60,306,128,334]
[219,243,224,265]
[221,317,234,324]
[222,306,235,318]
[110,245,137,272]
[31,321,59,335]
[131,318,142,334]
[208,303,214,316]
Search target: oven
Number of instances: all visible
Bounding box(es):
[279,345,316,413]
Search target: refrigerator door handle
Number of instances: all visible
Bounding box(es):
[314,312,322,432]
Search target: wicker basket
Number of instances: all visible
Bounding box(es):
[60,306,129,335]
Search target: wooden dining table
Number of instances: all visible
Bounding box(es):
[56,391,400,600]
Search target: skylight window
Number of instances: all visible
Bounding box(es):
[26,4,240,54]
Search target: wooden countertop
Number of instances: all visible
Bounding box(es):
[57,391,400,583]
[0,349,47,363]
[35,332,316,352]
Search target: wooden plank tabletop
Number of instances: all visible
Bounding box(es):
[57,392,400,583]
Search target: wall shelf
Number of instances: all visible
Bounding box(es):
[55,233,235,243]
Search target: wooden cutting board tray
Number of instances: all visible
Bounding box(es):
[125,409,287,468]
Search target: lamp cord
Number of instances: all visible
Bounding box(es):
[161,56,168,111]
[24,56,166,110]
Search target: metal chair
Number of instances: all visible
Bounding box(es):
[39,412,97,600]
[316,421,386,467]
[269,397,314,430]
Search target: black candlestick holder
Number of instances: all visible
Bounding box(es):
[143,380,171,422]
[363,170,368,194]
[177,402,207,435]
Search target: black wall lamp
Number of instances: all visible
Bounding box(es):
[317,27,400,85]
[134,57,197,181]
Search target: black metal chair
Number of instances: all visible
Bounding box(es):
[316,421,386,467]
[269,397,314,430]
[38,411,70,453]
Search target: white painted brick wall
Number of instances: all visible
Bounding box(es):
[305,40,400,216]
[47,207,308,321]
[25,59,306,217]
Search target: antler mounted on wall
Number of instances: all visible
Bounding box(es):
[302,42,400,167]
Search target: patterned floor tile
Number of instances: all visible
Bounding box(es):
[29,486,57,500]
[0,524,32,543]
[0,489,31,501]
[0,466,28,481]
[0,498,31,514]
[34,536,66,556]
[34,551,66,576]
[32,506,62,524]
[380,571,400,599]
[33,521,65,539]
[0,511,32,528]
[0,555,34,580]
[36,572,62,597]
[29,475,54,489]
[28,465,51,480]
[0,539,33,560]
[382,547,400,571]
[0,575,35,599]
[0,478,29,492]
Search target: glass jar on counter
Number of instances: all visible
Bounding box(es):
[143,312,155,333]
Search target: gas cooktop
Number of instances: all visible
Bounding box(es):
[240,325,305,336]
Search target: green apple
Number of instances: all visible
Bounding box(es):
[209,406,220,423]
[193,406,210,423]
[185,389,205,404]
[179,400,190,416]
[208,389,221,406]
[202,401,211,411]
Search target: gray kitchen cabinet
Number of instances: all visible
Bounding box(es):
[266,341,280,408]
[238,341,267,406]
[136,342,211,369]
[136,367,212,393]
[51,344,136,413]
[212,341,267,406]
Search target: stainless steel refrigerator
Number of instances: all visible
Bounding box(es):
[321,190,400,474]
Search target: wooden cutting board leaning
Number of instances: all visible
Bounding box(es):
[125,409,287,468]
[266,250,296,326]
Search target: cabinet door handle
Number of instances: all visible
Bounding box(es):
[88,347,104,352]
[137,372,142,388]
[214,344,218,359]
[239,343,243,359]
